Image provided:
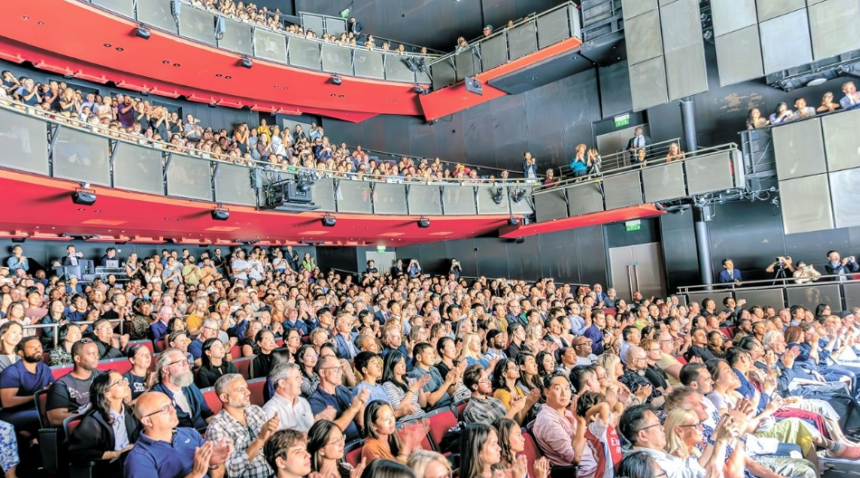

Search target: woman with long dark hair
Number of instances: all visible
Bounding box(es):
[251,329,279,379]
[492,359,524,410]
[68,372,141,478]
[195,338,237,389]
[515,352,542,395]
[48,323,82,366]
[297,344,321,397]
[382,351,427,422]
[435,337,459,380]
[361,459,415,478]
[39,299,68,348]
[307,419,364,478]
[360,400,427,465]
[493,417,550,476]
[460,423,523,478]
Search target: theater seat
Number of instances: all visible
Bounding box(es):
[521,430,542,478]
[127,339,155,354]
[65,415,95,478]
[345,439,364,467]
[51,365,74,380]
[201,387,223,415]
[233,356,254,379]
[426,407,458,450]
[229,345,242,360]
[676,355,687,365]
[155,338,168,352]
[97,358,132,375]
[247,377,266,406]
[455,400,468,422]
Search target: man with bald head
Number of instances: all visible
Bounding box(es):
[124,391,231,478]
[619,345,664,407]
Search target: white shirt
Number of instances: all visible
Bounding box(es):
[262,392,314,432]
[231,259,249,281]
[632,446,704,478]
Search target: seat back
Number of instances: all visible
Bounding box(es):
[229,345,242,360]
[35,388,51,428]
[521,430,542,478]
[51,365,74,380]
[97,358,132,375]
[344,439,364,467]
[63,414,83,439]
[155,338,168,352]
[201,387,223,415]
[455,400,468,422]
[233,356,254,379]
[427,408,458,450]
[247,377,266,406]
[127,339,155,354]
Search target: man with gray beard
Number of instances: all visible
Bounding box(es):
[151,347,214,429]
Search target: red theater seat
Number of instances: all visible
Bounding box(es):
[233,356,254,379]
[345,440,364,467]
[247,377,266,407]
[127,339,155,354]
[426,408,458,450]
[97,358,132,375]
[51,365,73,380]
[202,387,223,415]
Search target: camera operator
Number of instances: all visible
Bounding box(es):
[792,260,821,284]
[765,255,795,275]
[825,250,860,281]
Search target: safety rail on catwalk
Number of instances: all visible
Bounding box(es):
[0,100,536,217]
[676,274,860,316]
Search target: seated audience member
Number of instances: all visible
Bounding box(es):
[632,147,648,167]
[49,322,82,366]
[123,392,231,478]
[206,374,280,478]
[251,330,280,379]
[792,97,817,120]
[618,404,737,478]
[533,371,592,469]
[150,348,214,430]
[840,81,860,110]
[492,359,540,421]
[462,364,526,425]
[297,344,321,398]
[769,102,793,125]
[0,323,22,372]
[817,91,841,113]
[307,419,366,478]
[352,351,390,403]
[263,429,313,478]
[68,373,140,478]
[195,338,238,389]
[309,353,367,441]
[360,400,426,464]
[333,313,359,360]
[149,306,172,342]
[189,319,220,366]
[542,169,559,187]
[263,363,315,432]
[0,336,54,437]
[407,342,456,410]
[382,351,427,422]
[746,108,770,130]
[665,142,685,162]
[718,258,742,284]
[93,318,125,359]
[124,344,155,402]
[47,338,103,427]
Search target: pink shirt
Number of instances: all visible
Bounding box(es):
[533,406,596,476]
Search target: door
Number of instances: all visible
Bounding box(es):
[364,251,397,273]
[608,242,666,301]
[596,124,650,168]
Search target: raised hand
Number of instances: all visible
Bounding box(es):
[210,437,232,466]
[316,406,337,422]
[534,457,550,478]
[510,454,529,478]
[260,412,280,442]
[510,393,527,413]
[192,442,214,478]
[526,387,542,406]
[350,457,367,478]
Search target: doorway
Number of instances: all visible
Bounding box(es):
[608,242,667,301]
[596,123,649,168]
[364,251,397,273]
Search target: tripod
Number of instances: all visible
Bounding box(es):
[772,264,787,286]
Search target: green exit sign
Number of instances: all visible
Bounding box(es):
[376,245,386,253]
[625,220,641,232]
[614,114,630,128]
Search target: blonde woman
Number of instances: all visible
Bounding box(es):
[664,408,741,478]
[460,333,495,370]
[408,450,453,478]
[666,142,685,162]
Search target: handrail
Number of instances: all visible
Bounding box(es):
[293,10,444,54]
[78,0,435,85]
[0,97,529,186]
[430,1,580,66]
[351,146,522,176]
[533,142,739,195]
[22,318,124,349]
[677,273,859,293]
[555,137,681,178]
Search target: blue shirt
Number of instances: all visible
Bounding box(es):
[123,427,207,478]
[150,383,214,430]
[150,321,168,342]
[6,256,28,272]
[188,340,204,361]
[352,382,389,404]
[309,385,360,441]
[0,360,54,406]
[582,325,605,355]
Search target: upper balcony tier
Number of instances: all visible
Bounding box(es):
[0,0,582,121]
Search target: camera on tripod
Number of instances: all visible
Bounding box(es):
[775,256,791,267]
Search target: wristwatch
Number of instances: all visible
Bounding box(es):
[208,464,222,471]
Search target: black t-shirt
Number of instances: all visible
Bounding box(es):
[123,371,148,399]
[47,370,104,413]
[195,362,238,390]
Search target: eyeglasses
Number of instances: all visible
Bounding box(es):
[165,358,189,368]
[326,435,347,446]
[636,423,662,433]
[142,403,175,419]
[109,377,129,388]
[678,422,705,430]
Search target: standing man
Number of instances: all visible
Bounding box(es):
[824,250,859,281]
[719,258,742,284]
[626,127,651,152]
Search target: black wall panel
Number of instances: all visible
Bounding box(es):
[409,120,438,160]
[598,61,633,118]
[540,229,580,282]
[316,246,359,273]
[507,236,542,280]
[446,238,479,278]
[434,114,467,165]
[383,116,412,156]
[462,102,500,171]
[482,0,518,31]
[492,94,530,172]
[574,226,609,286]
[474,237,510,279]
[525,78,568,169]
[706,201,785,283]
[659,212,699,292]
[419,240,450,275]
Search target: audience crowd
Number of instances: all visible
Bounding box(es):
[0,244,858,478]
[746,81,860,130]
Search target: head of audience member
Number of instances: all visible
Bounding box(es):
[72,338,100,373]
[619,404,664,450]
[156,348,193,388]
[408,450,452,478]
[270,362,303,400]
[464,364,492,399]
[264,429,312,478]
[134,391,179,435]
[460,423,501,478]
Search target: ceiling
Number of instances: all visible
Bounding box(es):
[0,169,512,247]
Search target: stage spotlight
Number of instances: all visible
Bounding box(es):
[72,188,97,206]
[464,76,483,95]
[136,26,151,40]
[512,188,527,203]
[404,58,418,72]
[321,214,337,227]
[331,75,342,86]
[491,187,505,205]
[240,57,253,69]
[211,204,229,221]
[417,216,431,228]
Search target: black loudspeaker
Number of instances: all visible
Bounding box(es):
[286,183,313,203]
[464,77,483,95]
[417,217,431,228]
[321,215,337,227]
[72,190,97,206]
[211,208,230,221]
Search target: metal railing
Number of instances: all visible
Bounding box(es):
[554,137,682,180]
[676,273,860,314]
[22,319,125,349]
[428,2,582,90]
[351,147,524,178]
[0,99,535,217]
[80,0,434,84]
[296,11,444,55]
